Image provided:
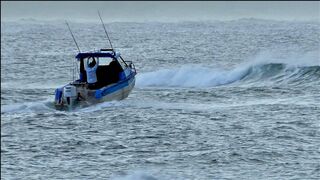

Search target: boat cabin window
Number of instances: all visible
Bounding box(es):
[95,57,113,66]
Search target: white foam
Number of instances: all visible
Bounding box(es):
[76,100,124,113]
[136,50,319,88]
[1,99,55,114]
[136,64,249,88]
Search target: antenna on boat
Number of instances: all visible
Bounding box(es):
[65,21,81,53]
[98,11,114,49]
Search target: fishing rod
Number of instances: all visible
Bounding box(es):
[65,21,81,53]
[65,21,80,82]
[98,11,114,49]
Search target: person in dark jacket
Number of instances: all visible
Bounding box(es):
[108,58,123,83]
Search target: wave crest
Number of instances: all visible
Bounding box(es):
[136,63,319,88]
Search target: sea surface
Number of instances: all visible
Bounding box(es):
[1,19,320,179]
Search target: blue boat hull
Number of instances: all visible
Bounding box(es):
[54,71,136,110]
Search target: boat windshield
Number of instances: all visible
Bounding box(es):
[95,57,113,66]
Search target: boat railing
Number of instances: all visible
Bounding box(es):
[125,61,137,74]
[100,48,114,52]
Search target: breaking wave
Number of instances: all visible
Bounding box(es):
[136,63,319,88]
[136,51,320,88]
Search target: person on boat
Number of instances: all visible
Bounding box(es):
[108,58,123,83]
[85,57,99,89]
[79,58,87,83]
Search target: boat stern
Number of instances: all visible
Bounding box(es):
[54,85,78,109]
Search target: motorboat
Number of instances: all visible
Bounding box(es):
[54,48,136,110]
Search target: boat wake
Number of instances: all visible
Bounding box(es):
[1,98,126,114]
[1,99,56,114]
[136,51,319,88]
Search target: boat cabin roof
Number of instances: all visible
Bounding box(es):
[75,49,120,60]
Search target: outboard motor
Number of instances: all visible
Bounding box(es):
[63,85,77,107]
[55,88,63,105]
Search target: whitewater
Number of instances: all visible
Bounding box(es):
[1,19,320,179]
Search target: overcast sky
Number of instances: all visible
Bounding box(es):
[1,1,320,22]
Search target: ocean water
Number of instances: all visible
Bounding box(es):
[1,19,320,179]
